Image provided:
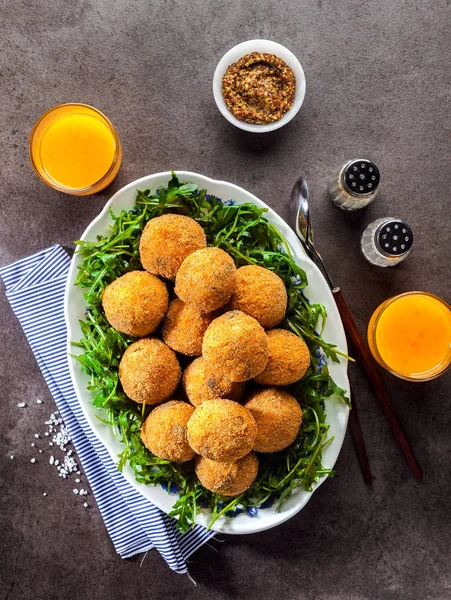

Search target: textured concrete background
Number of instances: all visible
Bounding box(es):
[1,0,451,598]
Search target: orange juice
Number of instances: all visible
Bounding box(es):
[368,292,451,381]
[30,104,122,195]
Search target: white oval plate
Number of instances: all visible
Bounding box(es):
[64,171,350,535]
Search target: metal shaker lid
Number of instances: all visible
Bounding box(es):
[375,219,413,256]
[343,159,380,196]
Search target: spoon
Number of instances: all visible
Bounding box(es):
[289,176,422,481]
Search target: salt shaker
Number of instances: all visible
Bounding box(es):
[329,159,380,211]
[360,217,413,267]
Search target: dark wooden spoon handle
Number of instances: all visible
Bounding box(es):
[348,382,373,484]
[332,286,422,479]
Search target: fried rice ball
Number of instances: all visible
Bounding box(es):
[139,214,206,280]
[182,357,245,407]
[119,338,181,405]
[187,398,257,462]
[228,265,287,329]
[254,329,311,386]
[195,453,258,496]
[102,271,168,337]
[202,311,269,382]
[141,400,195,462]
[244,388,303,453]
[175,247,237,312]
[162,298,215,356]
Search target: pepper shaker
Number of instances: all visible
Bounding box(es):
[329,159,380,211]
[360,217,413,267]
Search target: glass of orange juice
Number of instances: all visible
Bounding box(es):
[368,292,451,381]
[30,103,122,196]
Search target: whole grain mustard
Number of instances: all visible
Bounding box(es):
[222,52,296,124]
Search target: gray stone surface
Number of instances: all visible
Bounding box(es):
[1,0,451,598]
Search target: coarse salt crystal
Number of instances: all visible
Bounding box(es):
[49,456,54,465]
[17,402,26,408]
[45,432,49,437]
[43,492,47,496]
[83,503,89,508]
[36,399,43,404]
[39,450,43,454]
[73,489,79,495]
[54,460,59,466]
[75,478,80,483]
[34,434,40,439]
[30,458,36,463]
[10,455,14,460]
[31,443,35,447]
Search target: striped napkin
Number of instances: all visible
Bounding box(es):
[0,244,214,574]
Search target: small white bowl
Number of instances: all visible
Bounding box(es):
[213,39,306,133]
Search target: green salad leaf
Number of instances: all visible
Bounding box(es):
[73,171,350,532]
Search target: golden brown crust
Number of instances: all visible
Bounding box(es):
[119,338,181,405]
[162,298,215,356]
[202,311,269,382]
[139,214,206,280]
[254,329,310,386]
[182,357,245,406]
[141,400,195,462]
[228,265,287,329]
[102,271,168,337]
[187,398,257,462]
[174,247,237,313]
[244,388,302,453]
[195,453,258,496]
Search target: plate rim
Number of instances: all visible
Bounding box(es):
[64,170,350,534]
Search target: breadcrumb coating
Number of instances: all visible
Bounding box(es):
[175,247,237,312]
[141,400,195,462]
[162,298,215,356]
[139,214,206,280]
[195,452,258,496]
[254,329,310,386]
[102,271,168,337]
[244,388,302,452]
[228,265,287,328]
[187,398,257,462]
[202,311,269,382]
[182,357,245,406]
[119,338,181,405]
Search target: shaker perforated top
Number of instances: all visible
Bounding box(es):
[343,159,380,196]
[375,220,413,256]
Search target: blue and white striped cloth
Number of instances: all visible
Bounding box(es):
[0,244,214,573]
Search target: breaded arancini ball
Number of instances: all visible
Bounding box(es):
[183,357,245,407]
[175,247,237,313]
[244,388,303,453]
[139,214,206,280]
[228,265,287,329]
[119,338,181,405]
[102,271,168,337]
[195,453,258,496]
[202,311,269,382]
[254,329,311,386]
[141,400,195,462]
[187,398,257,462]
[162,298,215,356]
